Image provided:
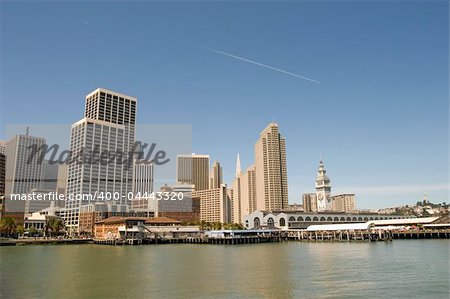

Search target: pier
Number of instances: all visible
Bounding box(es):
[286,229,450,242]
[93,229,285,245]
[287,229,393,242]
[391,229,450,239]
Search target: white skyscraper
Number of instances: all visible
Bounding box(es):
[64,88,137,231]
[131,161,155,215]
[232,164,256,224]
[4,133,46,213]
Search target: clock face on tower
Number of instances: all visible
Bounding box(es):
[318,193,324,201]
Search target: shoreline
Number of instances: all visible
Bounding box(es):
[2,229,449,246]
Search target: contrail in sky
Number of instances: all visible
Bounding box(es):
[190,43,320,84]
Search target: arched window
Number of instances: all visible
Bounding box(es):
[254,217,260,228]
[279,218,286,227]
[358,217,363,221]
[347,217,351,221]
[305,217,311,221]
[267,217,274,227]
[320,217,326,221]
[374,217,379,220]
[369,217,374,221]
[334,217,339,222]
[352,217,357,221]
[313,217,319,221]
[364,217,369,221]
[289,216,295,222]
[340,217,345,221]
[297,216,304,222]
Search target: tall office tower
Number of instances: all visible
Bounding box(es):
[131,161,155,215]
[232,165,257,224]
[4,133,46,213]
[254,122,288,211]
[210,161,223,189]
[315,159,331,212]
[40,160,58,191]
[227,187,234,223]
[56,164,68,207]
[65,88,137,232]
[176,154,210,191]
[0,141,6,155]
[302,193,318,212]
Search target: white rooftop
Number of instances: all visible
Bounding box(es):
[367,217,438,226]
[306,223,372,231]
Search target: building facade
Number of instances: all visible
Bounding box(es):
[255,122,288,211]
[330,194,356,213]
[40,160,58,191]
[154,183,200,223]
[189,184,230,223]
[210,161,223,189]
[176,154,210,191]
[232,165,257,224]
[0,141,6,155]
[4,133,46,214]
[244,210,414,230]
[64,88,137,232]
[131,161,155,213]
[302,193,318,212]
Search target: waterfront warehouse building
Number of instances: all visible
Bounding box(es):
[244,210,414,229]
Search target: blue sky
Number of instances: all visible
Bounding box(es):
[1,1,448,209]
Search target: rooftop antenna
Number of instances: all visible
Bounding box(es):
[25,126,29,136]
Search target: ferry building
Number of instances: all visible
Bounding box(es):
[243,210,414,230]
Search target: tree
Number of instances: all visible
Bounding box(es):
[46,218,65,237]
[0,217,17,236]
[29,226,38,237]
[16,225,25,236]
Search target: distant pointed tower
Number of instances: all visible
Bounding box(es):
[235,154,242,177]
[316,159,331,212]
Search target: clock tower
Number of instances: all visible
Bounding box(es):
[315,159,331,212]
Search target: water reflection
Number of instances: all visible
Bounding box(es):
[1,241,448,298]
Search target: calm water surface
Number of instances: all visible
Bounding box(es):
[1,240,449,298]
